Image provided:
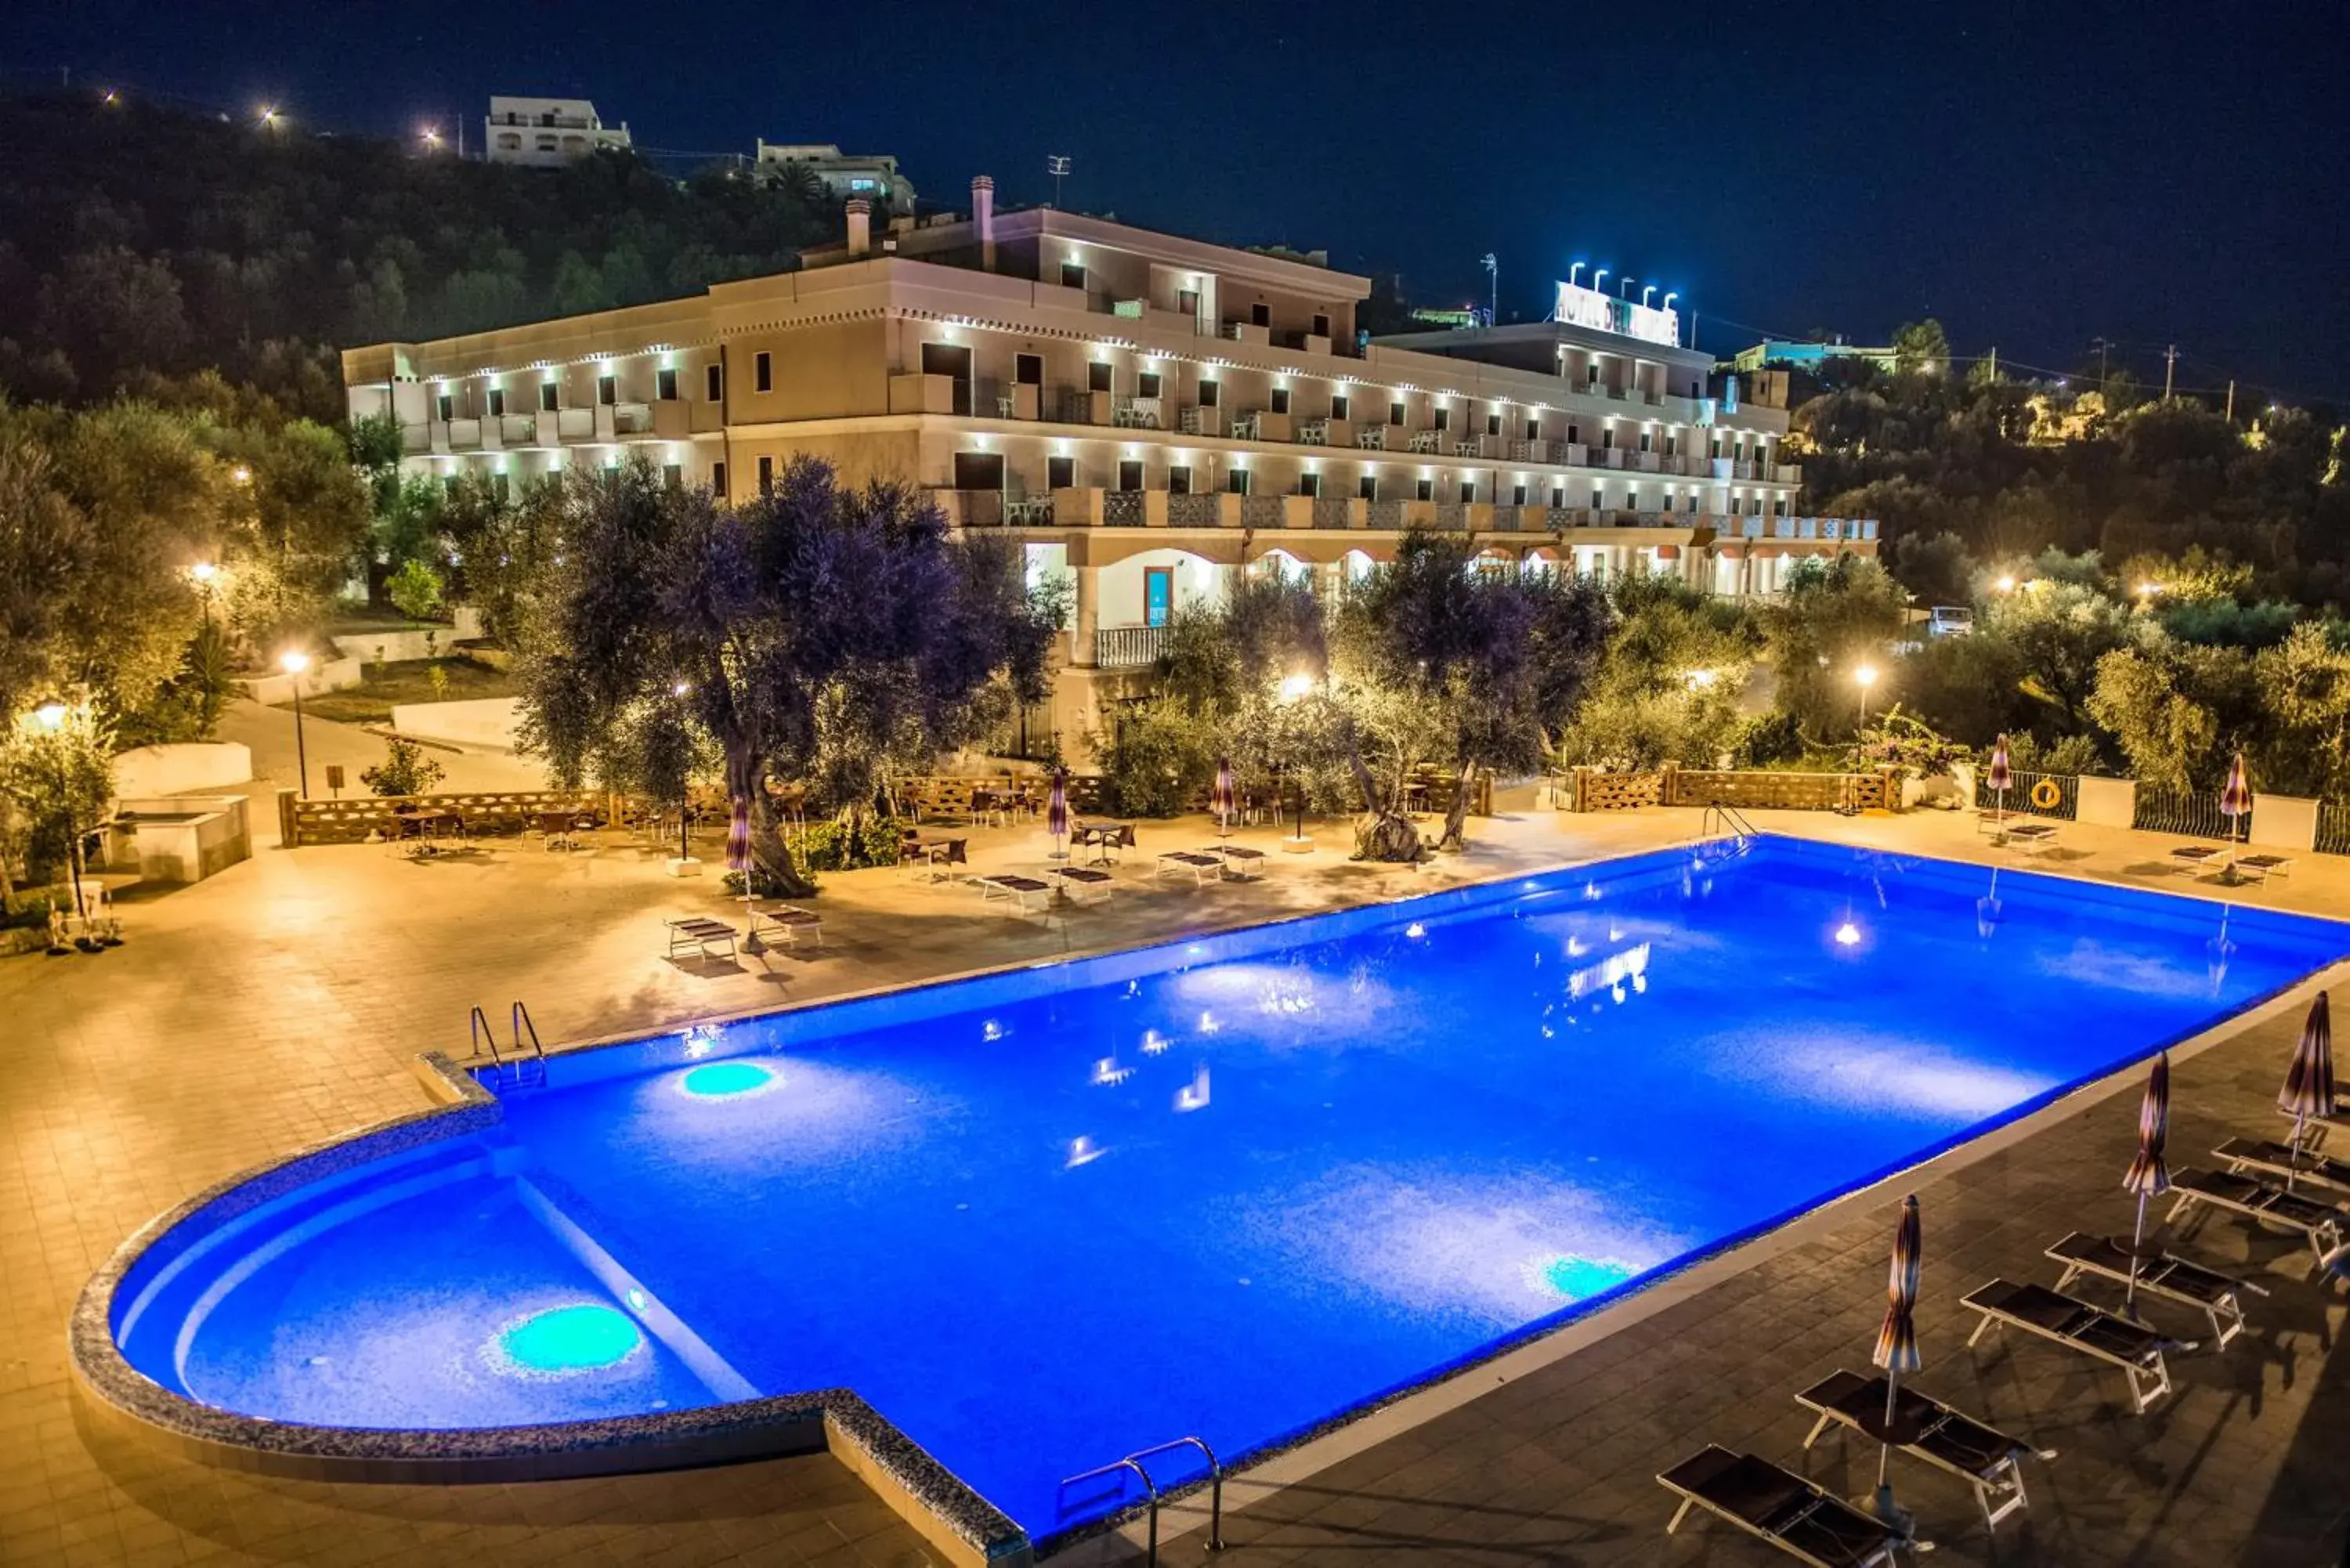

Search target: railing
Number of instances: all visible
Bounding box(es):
[1366,499,1405,531]
[2317,800,2350,856]
[1239,495,1287,530]
[1701,802,1758,838]
[1167,493,1223,529]
[1311,497,1356,529]
[499,414,538,445]
[1103,490,1145,527]
[279,788,616,847]
[2132,786,2251,842]
[555,408,595,441]
[1056,1436,1224,1568]
[1976,769,2077,821]
[1095,626,1166,669]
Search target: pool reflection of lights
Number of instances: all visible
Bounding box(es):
[1405,922,1426,938]
[1066,1135,1105,1168]
[1090,1057,1132,1086]
[1176,1067,1211,1111]
[1141,1028,1169,1055]
[490,1304,645,1377]
[1835,922,1862,947]
[679,1060,779,1098]
[681,1024,721,1059]
[1528,1254,1639,1302]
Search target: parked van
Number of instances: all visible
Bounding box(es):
[1927,605,1975,638]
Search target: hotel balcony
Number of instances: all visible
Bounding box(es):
[1095,625,1166,669]
[500,413,540,446]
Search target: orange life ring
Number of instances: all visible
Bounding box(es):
[2029,779,2062,810]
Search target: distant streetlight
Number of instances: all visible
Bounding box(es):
[1854,663,1880,728]
[187,562,221,638]
[1278,673,1314,704]
[1568,262,1585,289]
[1592,268,1609,296]
[420,125,443,151]
[280,650,313,797]
[1683,667,1719,690]
[1642,285,1657,308]
[257,106,280,129]
[1662,291,1677,311]
[1275,671,1315,849]
[230,463,251,485]
[1618,276,1637,299]
[1994,574,2017,594]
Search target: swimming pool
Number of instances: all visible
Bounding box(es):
[84,836,2350,1548]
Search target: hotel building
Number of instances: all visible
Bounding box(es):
[344,178,1875,746]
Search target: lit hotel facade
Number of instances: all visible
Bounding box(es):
[344,179,1875,740]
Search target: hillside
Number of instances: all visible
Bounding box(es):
[0,94,840,419]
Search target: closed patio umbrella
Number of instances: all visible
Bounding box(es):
[728,794,760,952]
[2280,992,2334,1175]
[1047,768,1069,862]
[2120,1052,2171,1310]
[1212,757,1235,838]
[1987,734,2012,829]
[1867,1195,1924,1537]
[2219,750,2251,862]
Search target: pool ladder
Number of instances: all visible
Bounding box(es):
[1699,802,1757,843]
[470,1001,547,1090]
[1059,1436,1225,1565]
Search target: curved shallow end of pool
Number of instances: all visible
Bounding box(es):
[67,1050,1032,1568]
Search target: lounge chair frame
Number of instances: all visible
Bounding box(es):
[1795,1371,2034,1531]
[2215,1136,2350,1198]
[1050,867,1115,905]
[1155,851,1223,887]
[1657,1446,1896,1568]
[664,917,740,962]
[1961,1278,2172,1414]
[748,904,824,948]
[974,874,1055,914]
[2044,1231,2263,1349]
[2164,1165,2347,1263]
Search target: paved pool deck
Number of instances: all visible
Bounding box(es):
[2,796,2345,1566]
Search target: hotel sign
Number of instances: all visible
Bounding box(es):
[1553,282,1680,347]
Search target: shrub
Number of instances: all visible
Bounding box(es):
[386,558,446,623]
[362,735,446,797]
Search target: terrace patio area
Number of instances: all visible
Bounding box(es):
[2,794,2345,1566]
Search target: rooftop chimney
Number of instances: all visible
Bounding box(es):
[846,197,872,258]
[971,175,996,271]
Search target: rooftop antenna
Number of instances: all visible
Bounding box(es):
[1480,253,1498,326]
[1046,154,1072,208]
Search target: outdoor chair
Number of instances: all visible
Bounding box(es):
[663,916,740,963]
[2232,852,2294,885]
[2214,1136,2350,1198]
[974,874,1054,914]
[2044,1231,2265,1349]
[1961,1277,2175,1413]
[1050,867,1115,905]
[1204,844,1268,880]
[747,903,823,948]
[1156,850,1224,887]
[1656,1445,1896,1568]
[2166,844,2229,876]
[1795,1369,2047,1531]
[2164,1165,2348,1263]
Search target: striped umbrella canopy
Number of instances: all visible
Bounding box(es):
[2281,992,2334,1169]
[2220,750,2252,818]
[726,794,753,873]
[1869,1195,1923,1507]
[1986,735,2012,795]
[1212,757,1236,832]
[1047,768,1069,840]
[2121,1053,2171,1310]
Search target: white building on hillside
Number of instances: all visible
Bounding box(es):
[754,141,916,210]
[484,97,631,168]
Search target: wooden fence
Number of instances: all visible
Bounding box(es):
[279,788,623,847]
[1564,764,1894,815]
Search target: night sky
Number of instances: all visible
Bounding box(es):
[14,0,2348,400]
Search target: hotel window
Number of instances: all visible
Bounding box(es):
[1048,456,1076,490]
[1524,417,1540,439]
[711,460,728,496]
[539,381,559,411]
[754,352,773,392]
[1414,479,1434,501]
[1665,433,1678,457]
[1389,400,1406,426]
[1271,387,1291,414]
[1061,262,1086,289]
[1118,460,1143,492]
[1513,483,1528,506]
[1434,407,1450,432]
[1139,371,1162,398]
[1087,361,1112,394]
[441,474,459,497]
[1311,313,1330,338]
[1549,486,1565,508]
[757,455,774,494]
[1227,468,1251,494]
[1359,475,1378,500]
[1567,423,1579,445]
[1710,437,1723,459]
[1168,464,1192,494]
[1601,428,1614,450]
[435,392,453,421]
[656,368,678,401]
[1592,489,1604,509]
[1458,481,1476,503]
[486,388,505,417]
[663,464,683,490]
[492,472,512,503]
[1331,392,1350,421]
[1249,302,1271,327]
[1639,432,1653,453]
[597,375,616,406]
[1177,287,1199,316]
[1199,379,1220,407]
[1485,412,1502,436]
[1776,496,1790,515]
[1297,472,1321,498]
[1661,493,1675,511]
[706,363,724,401]
[1015,352,1043,385]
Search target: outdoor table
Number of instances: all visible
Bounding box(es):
[905,837,961,880]
[1074,822,1136,866]
[397,808,465,856]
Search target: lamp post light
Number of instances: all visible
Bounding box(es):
[1277,672,1316,852]
[188,562,220,638]
[1568,262,1585,289]
[1619,276,1636,300]
[30,702,89,929]
[1853,663,1880,728]
[280,650,312,797]
[1591,268,1609,297]
[1994,574,2017,594]
[1642,285,1657,308]
[2136,580,2162,612]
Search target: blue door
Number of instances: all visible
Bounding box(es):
[1144,568,1173,628]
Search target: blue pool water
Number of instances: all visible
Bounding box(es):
[108,838,2350,1535]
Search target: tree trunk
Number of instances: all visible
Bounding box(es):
[727,742,815,898]
[1343,726,1419,862]
[1437,758,1479,851]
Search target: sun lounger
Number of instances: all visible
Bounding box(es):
[1201,844,1267,880]
[2044,1231,2265,1349]
[2164,1165,2348,1262]
[2166,844,2229,876]
[1657,1445,1896,1567]
[664,916,740,962]
[2003,822,2059,855]
[747,903,823,948]
[2282,1105,2350,1154]
[1961,1277,2173,1413]
[2215,1136,2350,1198]
[1795,1369,2043,1530]
[974,874,1054,914]
[2231,852,2294,884]
[1155,850,1224,887]
[1050,867,1115,905]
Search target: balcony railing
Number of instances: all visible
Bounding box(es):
[1103,490,1146,526]
[1168,493,1224,529]
[500,414,539,446]
[1311,497,1357,529]
[1095,625,1166,669]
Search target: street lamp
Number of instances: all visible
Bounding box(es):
[1592,268,1609,297]
[1994,574,2017,594]
[1276,672,1315,851]
[1642,285,1657,308]
[29,702,88,929]
[188,562,220,638]
[1619,276,1637,299]
[1853,664,1880,728]
[280,650,312,797]
[1568,262,1585,289]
